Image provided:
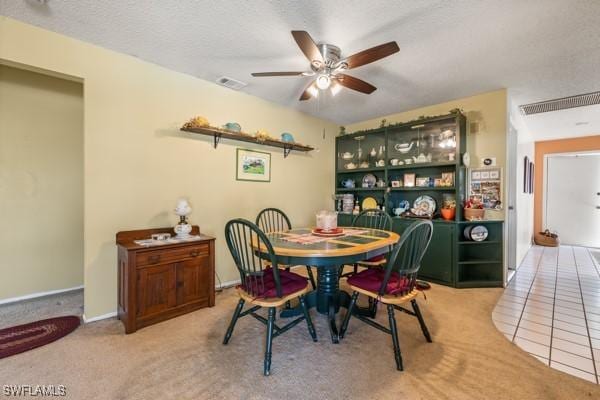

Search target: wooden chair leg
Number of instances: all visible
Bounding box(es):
[306,266,316,289]
[368,298,379,318]
[339,291,359,339]
[387,304,404,371]
[223,298,245,344]
[264,307,276,376]
[299,295,317,342]
[353,263,358,275]
[411,299,432,343]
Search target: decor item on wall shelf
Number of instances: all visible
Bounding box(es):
[462,152,471,167]
[463,199,485,221]
[223,122,242,132]
[182,116,209,129]
[416,177,430,187]
[362,174,377,188]
[174,198,192,238]
[341,178,355,189]
[361,197,378,210]
[468,167,502,210]
[403,173,416,188]
[236,148,271,182]
[281,132,295,142]
[412,195,436,217]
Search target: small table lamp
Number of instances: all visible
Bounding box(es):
[174,198,192,238]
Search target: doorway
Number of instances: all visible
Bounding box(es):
[0,64,84,319]
[544,152,600,247]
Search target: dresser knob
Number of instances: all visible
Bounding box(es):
[190,251,199,257]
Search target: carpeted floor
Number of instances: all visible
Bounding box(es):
[1,283,599,399]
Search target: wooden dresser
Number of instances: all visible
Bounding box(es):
[116,226,215,333]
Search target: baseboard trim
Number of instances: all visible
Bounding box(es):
[0,285,84,306]
[83,311,118,323]
[217,279,241,289]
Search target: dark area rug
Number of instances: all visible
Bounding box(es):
[0,316,80,359]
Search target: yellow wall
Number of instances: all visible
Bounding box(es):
[0,17,337,319]
[0,65,83,300]
[347,89,508,218]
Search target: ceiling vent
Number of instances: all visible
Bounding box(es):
[519,91,600,115]
[215,76,247,90]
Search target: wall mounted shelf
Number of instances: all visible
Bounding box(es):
[181,125,314,158]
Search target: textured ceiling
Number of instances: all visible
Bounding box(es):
[2,0,600,139]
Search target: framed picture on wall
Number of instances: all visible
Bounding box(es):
[523,156,529,193]
[528,162,534,193]
[236,148,271,182]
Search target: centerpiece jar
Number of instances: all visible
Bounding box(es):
[316,210,338,232]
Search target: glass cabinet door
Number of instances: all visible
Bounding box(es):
[336,131,386,171]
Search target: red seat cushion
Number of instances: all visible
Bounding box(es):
[242,267,307,298]
[347,268,410,295]
[362,254,386,263]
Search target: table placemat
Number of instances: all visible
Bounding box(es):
[280,228,369,245]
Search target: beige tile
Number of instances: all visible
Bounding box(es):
[552,312,587,327]
[514,337,550,359]
[519,319,552,336]
[553,320,588,336]
[526,299,554,311]
[531,354,549,365]
[493,320,517,337]
[492,312,520,326]
[588,328,600,340]
[552,328,591,346]
[550,361,598,383]
[586,319,600,332]
[516,327,551,346]
[551,349,595,373]
[551,338,592,358]
[493,305,522,319]
[554,306,585,318]
[521,311,552,327]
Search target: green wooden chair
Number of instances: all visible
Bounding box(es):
[339,208,393,279]
[339,219,434,371]
[256,208,316,289]
[223,218,317,376]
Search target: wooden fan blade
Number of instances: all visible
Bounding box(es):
[251,72,304,77]
[299,80,317,101]
[344,41,399,69]
[291,31,323,64]
[336,74,377,94]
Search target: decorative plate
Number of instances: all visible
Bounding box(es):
[462,152,471,167]
[362,197,378,210]
[362,174,377,188]
[464,225,489,241]
[413,195,436,214]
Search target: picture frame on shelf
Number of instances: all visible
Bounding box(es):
[403,173,416,188]
[441,172,455,187]
[236,148,271,182]
[434,178,442,187]
[416,177,430,187]
[391,180,402,188]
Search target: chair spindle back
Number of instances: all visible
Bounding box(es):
[225,218,282,298]
[351,208,393,231]
[379,220,433,297]
[256,208,292,233]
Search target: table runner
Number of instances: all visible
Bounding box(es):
[280,228,369,245]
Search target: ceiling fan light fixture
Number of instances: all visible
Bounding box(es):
[307,85,319,98]
[316,74,331,90]
[330,81,342,96]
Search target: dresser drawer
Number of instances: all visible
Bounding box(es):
[136,244,209,267]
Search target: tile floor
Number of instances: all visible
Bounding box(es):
[492,245,600,384]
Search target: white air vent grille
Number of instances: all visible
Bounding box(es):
[519,91,600,115]
[216,76,247,90]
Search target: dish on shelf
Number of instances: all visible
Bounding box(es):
[362,197,378,210]
[345,162,357,170]
[341,178,355,188]
[394,142,414,153]
[362,174,377,188]
[359,161,369,169]
[413,195,436,216]
[341,152,354,160]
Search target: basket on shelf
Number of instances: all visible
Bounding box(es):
[464,208,485,221]
[534,230,559,247]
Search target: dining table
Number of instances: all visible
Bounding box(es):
[257,227,400,343]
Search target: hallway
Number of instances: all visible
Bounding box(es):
[493,245,600,383]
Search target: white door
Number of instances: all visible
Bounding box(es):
[506,124,518,274]
[545,153,600,247]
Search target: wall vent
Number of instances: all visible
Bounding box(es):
[519,91,600,115]
[215,76,247,90]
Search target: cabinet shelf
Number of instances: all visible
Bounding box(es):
[458,240,502,245]
[458,260,502,265]
[390,187,455,192]
[387,161,457,170]
[336,188,386,192]
[337,167,386,173]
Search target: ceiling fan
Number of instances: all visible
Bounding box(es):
[251,31,400,101]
